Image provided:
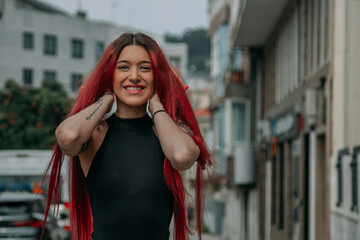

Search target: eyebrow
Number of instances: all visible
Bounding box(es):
[116,60,151,64]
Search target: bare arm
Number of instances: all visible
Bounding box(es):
[150,94,200,171]
[56,92,114,156]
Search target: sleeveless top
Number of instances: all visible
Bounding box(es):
[86,114,173,240]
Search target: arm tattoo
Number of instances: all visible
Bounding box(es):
[177,122,193,135]
[86,98,103,121]
[78,139,90,154]
[59,144,67,152]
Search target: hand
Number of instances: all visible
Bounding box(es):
[101,91,115,113]
[149,93,164,115]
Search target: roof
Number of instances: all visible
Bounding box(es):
[17,0,69,15]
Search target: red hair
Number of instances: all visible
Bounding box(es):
[43,33,212,240]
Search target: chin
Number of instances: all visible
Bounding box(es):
[118,99,147,108]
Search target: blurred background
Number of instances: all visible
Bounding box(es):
[0,0,359,240]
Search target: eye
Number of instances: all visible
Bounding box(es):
[140,66,152,72]
[116,65,129,71]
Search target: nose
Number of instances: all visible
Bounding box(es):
[129,69,140,83]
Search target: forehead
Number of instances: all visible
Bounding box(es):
[118,45,150,61]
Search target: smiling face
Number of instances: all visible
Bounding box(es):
[113,45,155,117]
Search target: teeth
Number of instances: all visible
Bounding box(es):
[126,87,143,90]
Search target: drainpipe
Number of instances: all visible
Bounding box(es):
[325,0,335,239]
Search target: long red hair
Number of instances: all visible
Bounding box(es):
[43,33,212,240]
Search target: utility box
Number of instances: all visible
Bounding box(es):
[233,143,255,185]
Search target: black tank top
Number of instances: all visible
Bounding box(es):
[86,114,173,240]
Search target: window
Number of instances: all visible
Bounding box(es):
[336,148,349,207]
[299,0,306,82]
[292,139,301,222]
[271,151,277,225]
[43,70,56,81]
[32,200,44,214]
[279,143,285,229]
[232,102,247,142]
[307,0,313,74]
[212,104,226,175]
[72,38,84,59]
[23,68,33,86]
[169,57,181,69]
[44,35,57,55]
[23,32,34,49]
[71,73,82,92]
[351,146,360,212]
[95,41,104,61]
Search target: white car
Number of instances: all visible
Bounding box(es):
[50,203,71,240]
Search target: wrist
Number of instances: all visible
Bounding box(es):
[150,103,164,115]
[152,109,167,119]
[100,93,114,112]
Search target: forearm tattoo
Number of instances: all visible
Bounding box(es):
[177,122,193,135]
[78,139,90,154]
[86,97,103,121]
[59,144,67,152]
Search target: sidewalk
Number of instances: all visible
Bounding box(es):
[169,233,223,240]
[200,234,223,240]
[188,233,223,240]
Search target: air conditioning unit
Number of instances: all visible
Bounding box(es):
[234,143,255,185]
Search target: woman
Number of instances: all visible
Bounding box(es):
[43,33,212,240]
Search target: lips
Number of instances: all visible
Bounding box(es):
[124,85,145,94]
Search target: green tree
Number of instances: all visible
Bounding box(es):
[165,28,210,72]
[0,79,71,149]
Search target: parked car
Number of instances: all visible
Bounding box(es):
[0,191,64,240]
[50,203,71,240]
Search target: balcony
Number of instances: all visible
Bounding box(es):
[232,0,289,47]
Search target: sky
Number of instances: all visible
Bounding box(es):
[43,0,209,35]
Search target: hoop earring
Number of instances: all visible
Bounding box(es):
[146,99,152,118]
[104,100,117,119]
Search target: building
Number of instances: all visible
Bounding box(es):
[331,0,360,239]
[229,0,360,240]
[0,150,69,202]
[0,0,188,212]
[0,0,188,96]
[232,0,332,239]
[206,0,258,239]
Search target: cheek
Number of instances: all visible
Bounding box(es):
[150,81,155,92]
[149,78,155,91]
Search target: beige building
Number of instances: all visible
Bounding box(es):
[230,0,360,239]
[331,0,360,239]
[230,0,333,240]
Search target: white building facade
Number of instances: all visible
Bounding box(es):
[0,0,187,96]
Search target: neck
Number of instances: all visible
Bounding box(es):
[115,101,147,119]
